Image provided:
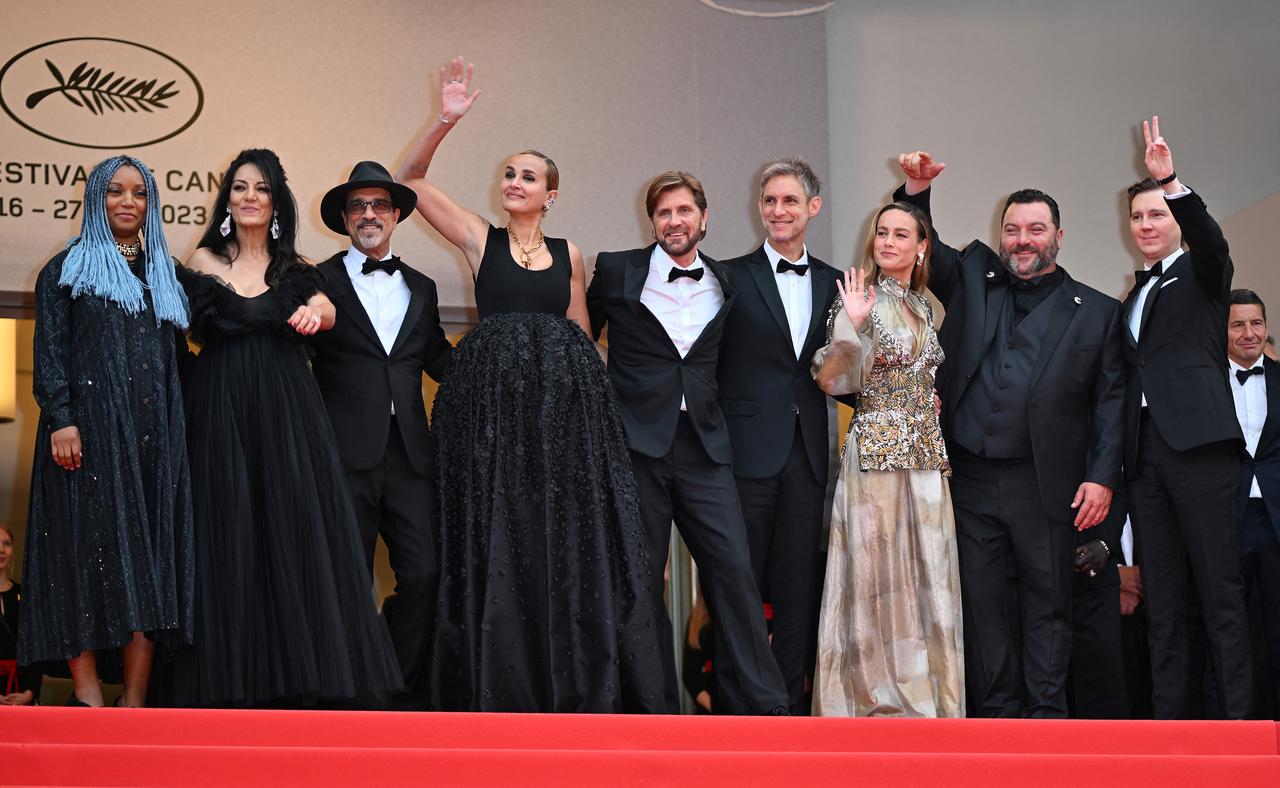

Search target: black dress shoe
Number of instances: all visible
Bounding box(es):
[66,694,90,707]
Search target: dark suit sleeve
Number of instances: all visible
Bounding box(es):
[587,253,609,341]
[893,184,961,308]
[421,279,453,383]
[1085,300,1127,490]
[1167,190,1233,294]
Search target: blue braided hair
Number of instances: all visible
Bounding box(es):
[59,155,189,328]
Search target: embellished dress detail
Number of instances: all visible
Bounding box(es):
[429,224,666,712]
[161,264,402,707]
[20,250,194,665]
[811,274,964,717]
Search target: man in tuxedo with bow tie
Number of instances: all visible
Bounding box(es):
[1120,118,1249,719]
[587,171,788,715]
[716,158,841,714]
[1226,289,1278,715]
[311,161,453,694]
[895,152,1125,718]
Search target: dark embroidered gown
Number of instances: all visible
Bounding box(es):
[20,250,194,665]
[165,264,401,707]
[429,224,666,712]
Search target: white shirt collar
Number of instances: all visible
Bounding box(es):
[650,244,704,278]
[1143,246,1185,272]
[1229,357,1265,373]
[763,240,808,269]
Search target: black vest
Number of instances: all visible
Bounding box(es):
[952,286,1061,458]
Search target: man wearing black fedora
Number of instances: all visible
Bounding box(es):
[311,161,453,695]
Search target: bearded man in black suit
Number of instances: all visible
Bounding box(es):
[311,161,453,693]
[587,171,788,715]
[717,158,841,714]
[895,152,1126,718]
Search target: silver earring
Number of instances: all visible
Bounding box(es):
[916,252,925,266]
[219,210,232,237]
[544,198,554,212]
[270,211,280,240]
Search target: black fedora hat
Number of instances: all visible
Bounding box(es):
[320,161,418,235]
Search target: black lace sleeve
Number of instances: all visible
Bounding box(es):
[32,251,75,431]
[275,262,324,322]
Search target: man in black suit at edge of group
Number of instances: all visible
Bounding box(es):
[894,151,1125,718]
[587,171,789,715]
[311,161,453,698]
[1226,288,1280,716]
[1119,117,1249,719]
[717,158,843,714]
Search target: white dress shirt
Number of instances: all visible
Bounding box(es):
[1128,246,1186,409]
[640,245,724,411]
[343,245,411,414]
[1230,357,1267,498]
[762,241,813,359]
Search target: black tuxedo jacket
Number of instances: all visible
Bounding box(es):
[587,245,735,464]
[310,253,452,477]
[1239,356,1280,544]
[716,244,839,481]
[1121,190,1243,474]
[898,185,1126,517]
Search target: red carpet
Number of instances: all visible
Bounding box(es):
[5,708,1279,786]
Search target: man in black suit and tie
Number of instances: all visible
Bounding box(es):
[896,152,1126,718]
[1227,289,1280,715]
[717,158,841,714]
[1120,117,1249,719]
[311,161,453,693]
[587,171,788,715]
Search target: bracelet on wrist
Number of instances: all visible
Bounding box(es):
[1157,171,1177,186]
[438,114,452,125]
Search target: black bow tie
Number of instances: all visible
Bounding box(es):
[668,266,705,283]
[1237,366,1264,386]
[361,256,401,276]
[1134,261,1164,287]
[776,258,809,276]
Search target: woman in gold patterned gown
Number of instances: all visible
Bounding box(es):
[810,202,964,717]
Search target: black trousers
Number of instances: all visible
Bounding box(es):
[951,450,1074,718]
[1067,575,1128,719]
[631,413,788,714]
[346,417,439,692]
[735,419,826,714]
[1128,414,1249,718]
[1241,498,1280,717]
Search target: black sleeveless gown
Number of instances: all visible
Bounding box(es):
[162,264,402,707]
[429,224,667,712]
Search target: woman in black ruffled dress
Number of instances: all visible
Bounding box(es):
[20,155,193,707]
[165,149,401,707]
[397,59,666,712]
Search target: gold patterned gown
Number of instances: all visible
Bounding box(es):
[810,275,964,717]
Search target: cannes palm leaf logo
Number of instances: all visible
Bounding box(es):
[24,59,179,115]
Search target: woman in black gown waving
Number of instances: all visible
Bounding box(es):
[167,149,402,707]
[397,59,665,712]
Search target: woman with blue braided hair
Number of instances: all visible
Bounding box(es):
[18,155,194,707]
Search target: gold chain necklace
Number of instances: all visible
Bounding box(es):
[507,225,545,268]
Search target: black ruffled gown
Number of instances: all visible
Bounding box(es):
[165,263,402,707]
[429,224,667,712]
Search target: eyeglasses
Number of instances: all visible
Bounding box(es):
[344,198,395,216]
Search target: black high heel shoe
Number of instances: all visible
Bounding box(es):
[65,694,90,707]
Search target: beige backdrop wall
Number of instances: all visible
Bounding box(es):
[826,0,1280,307]
[0,0,830,570]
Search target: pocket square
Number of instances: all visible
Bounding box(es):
[1159,276,1180,289]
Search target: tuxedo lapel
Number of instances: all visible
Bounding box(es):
[1136,253,1184,346]
[1029,276,1080,386]
[743,247,791,344]
[805,264,833,353]
[323,257,384,352]
[1256,358,1280,457]
[388,286,424,358]
[624,246,681,357]
[687,257,734,358]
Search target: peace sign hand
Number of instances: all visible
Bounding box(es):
[439,56,482,123]
[836,267,874,331]
[1142,115,1175,182]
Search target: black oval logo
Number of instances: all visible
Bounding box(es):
[0,37,203,149]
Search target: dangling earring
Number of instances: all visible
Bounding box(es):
[270,211,281,240]
[544,197,555,212]
[219,210,232,237]
[915,252,925,267]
